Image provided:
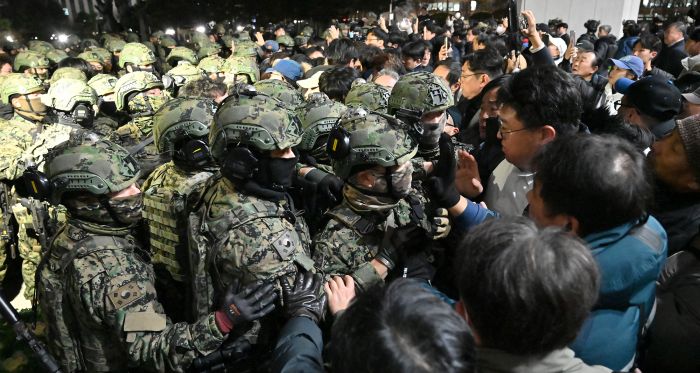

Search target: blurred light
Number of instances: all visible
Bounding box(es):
[470,1,476,11]
[58,34,68,43]
[195,26,206,33]
[5,36,13,43]
[236,25,244,32]
[165,28,176,35]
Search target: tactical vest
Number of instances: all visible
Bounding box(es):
[143,164,213,283]
[37,222,137,372]
[188,178,314,319]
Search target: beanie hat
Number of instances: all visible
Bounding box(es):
[677,115,700,181]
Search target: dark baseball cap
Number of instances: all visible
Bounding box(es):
[575,40,594,51]
[624,76,682,121]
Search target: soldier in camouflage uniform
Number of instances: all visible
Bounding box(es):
[345,81,391,114]
[165,46,199,69]
[88,73,128,134]
[41,78,99,133]
[297,93,348,171]
[13,51,50,84]
[312,108,450,292]
[198,55,226,83]
[111,71,169,181]
[223,56,259,85]
[118,42,158,75]
[163,63,206,98]
[48,67,87,85]
[35,136,277,372]
[189,93,314,324]
[142,97,218,322]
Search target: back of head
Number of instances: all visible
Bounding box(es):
[497,65,582,136]
[326,38,359,66]
[457,217,600,355]
[533,134,652,236]
[319,66,360,102]
[331,279,474,373]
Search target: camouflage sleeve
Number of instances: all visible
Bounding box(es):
[312,223,383,291]
[0,141,29,181]
[77,251,225,372]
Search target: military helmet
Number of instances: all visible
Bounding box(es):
[233,41,258,58]
[13,50,50,71]
[253,79,304,111]
[223,56,259,84]
[49,67,88,85]
[80,38,100,50]
[45,139,140,204]
[104,38,126,53]
[301,26,314,37]
[388,71,454,117]
[42,78,97,112]
[125,32,140,43]
[294,35,309,47]
[198,55,226,74]
[88,73,118,96]
[0,73,44,104]
[160,35,177,48]
[165,46,198,66]
[153,97,216,155]
[118,42,157,68]
[28,40,54,54]
[209,94,302,162]
[45,49,69,65]
[235,31,251,42]
[345,82,391,113]
[328,108,418,179]
[114,71,164,111]
[297,93,347,153]
[165,64,205,87]
[78,50,103,64]
[276,35,295,47]
[197,41,222,60]
[87,47,112,66]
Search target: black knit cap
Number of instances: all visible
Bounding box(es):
[677,115,700,182]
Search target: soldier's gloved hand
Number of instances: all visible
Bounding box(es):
[316,174,344,205]
[376,224,427,270]
[431,208,451,240]
[425,133,461,209]
[281,271,327,324]
[216,280,277,334]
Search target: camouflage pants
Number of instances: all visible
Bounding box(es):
[11,202,66,302]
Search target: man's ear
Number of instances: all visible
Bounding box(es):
[479,74,491,89]
[539,125,557,144]
[650,51,658,60]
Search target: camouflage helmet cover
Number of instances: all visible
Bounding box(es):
[118,42,157,68]
[253,79,304,111]
[13,50,50,71]
[153,97,216,155]
[345,82,391,114]
[28,40,54,54]
[198,55,226,74]
[297,93,347,151]
[165,63,205,87]
[87,73,118,96]
[197,41,222,60]
[223,56,259,83]
[42,78,97,112]
[114,71,164,110]
[388,71,454,116]
[45,139,140,203]
[165,46,199,66]
[0,73,44,104]
[209,94,302,162]
[49,67,88,85]
[331,108,418,179]
[45,49,69,65]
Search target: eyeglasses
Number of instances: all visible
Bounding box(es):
[498,124,529,137]
[613,100,634,110]
[460,72,484,79]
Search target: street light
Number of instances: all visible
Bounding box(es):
[165,28,176,35]
[195,26,206,33]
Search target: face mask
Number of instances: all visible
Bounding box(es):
[14,95,47,121]
[420,113,446,148]
[99,100,118,116]
[496,25,506,35]
[254,153,299,191]
[107,193,143,225]
[344,184,399,213]
[355,162,414,201]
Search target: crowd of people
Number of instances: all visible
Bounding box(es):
[0,5,698,373]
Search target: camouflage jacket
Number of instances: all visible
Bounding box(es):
[110,116,164,180]
[312,191,432,291]
[0,118,37,180]
[37,218,226,372]
[189,177,314,318]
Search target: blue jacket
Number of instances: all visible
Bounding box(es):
[453,206,667,369]
[571,217,667,370]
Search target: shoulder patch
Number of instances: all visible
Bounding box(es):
[108,280,144,309]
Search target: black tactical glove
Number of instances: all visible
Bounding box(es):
[221,280,278,326]
[375,223,428,270]
[281,272,327,324]
[316,173,344,205]
[425,133,461,208]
